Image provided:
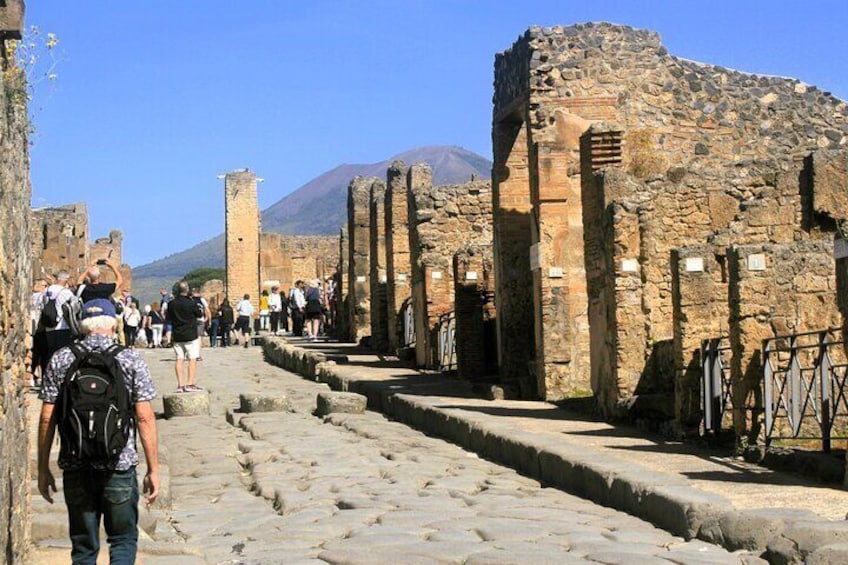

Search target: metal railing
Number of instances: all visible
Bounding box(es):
[437,311,457,373]
[401,298,415,348]
[763,327,848,452]
[700,337,732,434]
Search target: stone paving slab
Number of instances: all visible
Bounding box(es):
[265,335,848,562]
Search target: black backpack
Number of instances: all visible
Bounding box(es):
[57,343,133,467]
[193,296,206,319]
[39,294,60,329]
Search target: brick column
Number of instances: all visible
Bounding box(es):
[385,160,410,352]
[347,177,374,342]
[529,139,591,401]
[224,170,260,310]
[369,179,388,351]
[492,120,535,397]
[407,164,436,367]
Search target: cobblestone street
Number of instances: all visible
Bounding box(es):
[33,345,756,564]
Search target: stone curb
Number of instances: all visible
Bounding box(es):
[261,337,848,563]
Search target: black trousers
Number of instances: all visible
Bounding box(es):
[270,311,280,333]
[291,309,304,336]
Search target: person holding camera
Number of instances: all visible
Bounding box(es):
[77,258,124,302]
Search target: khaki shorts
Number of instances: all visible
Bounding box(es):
[173,338,201,360]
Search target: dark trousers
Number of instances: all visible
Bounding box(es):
[63,467,139,565]
[123,326,137,347]
[43,329,73,373]
[270,311,280,333]
[220,322,232,346]
[292,308,304,336]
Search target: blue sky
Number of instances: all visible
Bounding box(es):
[27,0,848,267]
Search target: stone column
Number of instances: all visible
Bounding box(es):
[337,227,349,341]
[346,177,374,343]
[369,179,389,351]
[492,120,535,397]
[671,246,728,434]
[385,160,410,352]
[225,170,261,310]
[529,137,591,401]
[407,164,436,367]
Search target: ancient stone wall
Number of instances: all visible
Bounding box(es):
[346,177,375,342]
[337,227,349,341]
[225,170,260,309]
[30,203,89,282]
[453,245,497,381]
[408,163,493,368]
[369,180,388,351]
[0,2,33,556]
[728,241,839,443]
[495,22,847,416]
[384,161,411,352]
[260,233,337,291]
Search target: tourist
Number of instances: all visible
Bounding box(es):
[218,298,235,347]
[290,280,306,337]
[304,279,324,341]
[190,287,210,348]
[259,289,270,331]
[37,298,159,564]
[268,285,282,335]
[148,302,165,347]
[76,259,123,302]
[279,287,290,334]
[166,281,202,392]
[123,302,141,348]
[235,294,254,348]
[39,272,76,374]
[208,302,220,347]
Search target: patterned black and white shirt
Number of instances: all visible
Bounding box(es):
[40,333,157,471]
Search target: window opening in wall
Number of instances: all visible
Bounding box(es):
[588,130,623,171]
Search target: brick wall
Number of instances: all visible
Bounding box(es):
[30,203,89,282]
[0,2,33,555]
[453,245,497,380]
[384,161,411,352]
[369,179,388,351]
[260,233,337,291]
[225,170,260,309]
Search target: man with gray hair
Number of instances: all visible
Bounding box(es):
[37,298,159,564]
[77,258,124,302]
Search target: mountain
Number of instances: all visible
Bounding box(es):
[132,145,492,302]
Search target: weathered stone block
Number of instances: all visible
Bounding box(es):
[239,393,289,413]
[163,391,210,418]
[315,391,367,417]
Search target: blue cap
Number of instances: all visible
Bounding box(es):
[81,298,117,319]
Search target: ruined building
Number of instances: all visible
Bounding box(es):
[493,23,848,439]
[259,233,338,290]
[0,1,33,559]
[30,203,133,292]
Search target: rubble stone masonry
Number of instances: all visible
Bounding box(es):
[30,203,89,282]
[0,1,33,555]
[495,23,847,424]
[369,179,389,351]
[260,233,337,291]
[384,161,411,352]
[225,170,260,310]
[407,164,493,368]
[346,177,376,342]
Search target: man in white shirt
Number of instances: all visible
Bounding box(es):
[268,285,283,336]
[290,281,306,337]
[39,272,75,373]
[235,294,255,348]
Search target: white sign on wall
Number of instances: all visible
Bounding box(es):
[620,259,639,273]
[747,254,766,271]
[465,271,479,281]
[431,271,443,280]
[685,257,705,273]
[548,267,564,278]
[397,273,407,282]
[356,275,367,283]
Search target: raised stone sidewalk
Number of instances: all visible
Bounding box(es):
[265,336,848,564]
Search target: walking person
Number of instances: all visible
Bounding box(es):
[235,294,254,348]
[37,298,159,564]
[39,272,76,374]
[259,289,270,332]
[304,279,324,341]
[290,281,306,337]
[123,302,141,348]
[149,302,164,347]
[279,287,290,334]
[76,259,123,302]
[268,285,282,335]
[166,281,202,392]
[218,298,235,347]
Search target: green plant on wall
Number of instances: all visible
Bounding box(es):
[3,25,61,138]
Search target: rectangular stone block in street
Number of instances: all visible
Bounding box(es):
[316,391,367,417]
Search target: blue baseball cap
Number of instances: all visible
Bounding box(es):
[81,298,117,319]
